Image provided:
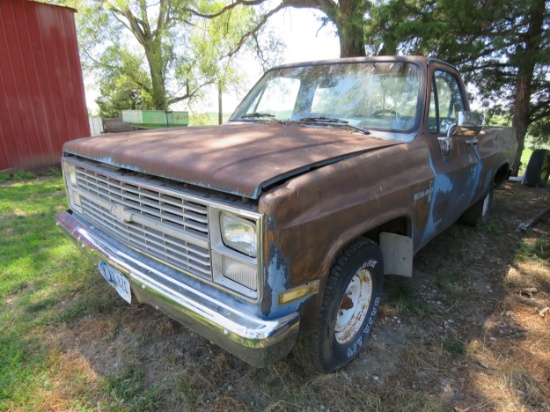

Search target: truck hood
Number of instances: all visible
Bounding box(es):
[64,123,402,199]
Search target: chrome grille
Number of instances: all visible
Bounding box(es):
[75,165,211,279]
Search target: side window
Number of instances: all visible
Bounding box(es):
[430,70,466,134]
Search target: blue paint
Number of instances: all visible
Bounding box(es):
[420,148,482,245]
[420,157,452,244]
[267,216,277,231]
[465,147,482,206]
[263,243,311,319]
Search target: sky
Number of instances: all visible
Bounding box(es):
[194,8,341,114]
[270,9,340,64]
[84,8,341,116]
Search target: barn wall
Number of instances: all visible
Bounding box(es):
[0,0,90,171]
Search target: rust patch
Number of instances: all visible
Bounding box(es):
[340,294,354,311]
[64,123,401,199]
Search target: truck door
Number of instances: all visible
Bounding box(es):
[425,68,481,235]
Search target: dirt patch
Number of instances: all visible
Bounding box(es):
[44,182,550,411]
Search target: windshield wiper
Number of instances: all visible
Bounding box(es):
[241,112,283,124]
[299,116,343,123]
[298,117,370,135]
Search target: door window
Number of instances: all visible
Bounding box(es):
[429,70,466,134]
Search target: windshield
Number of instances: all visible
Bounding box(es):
[231,62,422,134]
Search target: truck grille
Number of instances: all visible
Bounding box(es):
[75,164,211,279]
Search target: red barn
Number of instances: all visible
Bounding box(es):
[0,0,90,172]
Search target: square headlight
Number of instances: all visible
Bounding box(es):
[63,162,78,186]
[220,212,257,257]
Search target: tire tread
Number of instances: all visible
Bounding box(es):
[293,237,379,372]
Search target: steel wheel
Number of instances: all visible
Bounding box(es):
[293,237,384,372]
[335,268,373,344]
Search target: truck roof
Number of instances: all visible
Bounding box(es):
[270,55,458,72]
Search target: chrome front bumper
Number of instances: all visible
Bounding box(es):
[56,211,299,367]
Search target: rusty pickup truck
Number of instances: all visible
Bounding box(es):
[57,56,516,372]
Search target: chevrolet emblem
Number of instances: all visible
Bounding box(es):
[110,204,133,223]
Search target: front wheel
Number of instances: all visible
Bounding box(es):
[294,237,384,372]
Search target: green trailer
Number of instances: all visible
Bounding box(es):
[122,110,189,129]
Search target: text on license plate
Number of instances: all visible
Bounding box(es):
[98,261,132,304]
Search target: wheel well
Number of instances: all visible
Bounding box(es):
[299,216,412,332]
[363,216,411,243]
[494,163,511,186]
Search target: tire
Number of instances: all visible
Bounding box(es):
[523,149,550,187]
[294,237,384,372]
[459,186,494,226]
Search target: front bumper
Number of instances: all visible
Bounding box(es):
[56,211,299,367]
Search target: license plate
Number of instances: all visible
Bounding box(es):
[98,261,132,304]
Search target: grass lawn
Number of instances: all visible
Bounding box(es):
[1,171,548,411]
[0,175,102,410]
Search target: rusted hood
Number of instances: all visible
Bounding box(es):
[64,123,402,199]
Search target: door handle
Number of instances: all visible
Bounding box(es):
[466,138,478,145]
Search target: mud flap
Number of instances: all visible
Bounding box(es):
[380,232,413,277]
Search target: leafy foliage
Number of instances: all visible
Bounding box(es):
[364,0,550,169]
[94,47,154,118]
[67,0,280,114]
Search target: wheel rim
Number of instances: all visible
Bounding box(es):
[335,268,373,344]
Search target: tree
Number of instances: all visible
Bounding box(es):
[364,0,550,174]
[96,74,153,119]
[73,0,276,113]
[94,47,153,118]
[196,0,548,173]
[187,1,282,123]
[180,0,373,58]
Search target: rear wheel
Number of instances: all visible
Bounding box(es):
[459,187,493,226]
[294,237,384,372]
[523,149,550,187]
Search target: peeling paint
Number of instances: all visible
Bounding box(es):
[261,243,314,319]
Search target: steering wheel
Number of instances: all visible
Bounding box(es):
[371,109,398,118]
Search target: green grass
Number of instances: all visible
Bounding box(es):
[0,170,10,183]
[188,112,231,126]
[0,177,101,410]
[518,147,531,175]
[517,236,550,262]
[443,336,466,357]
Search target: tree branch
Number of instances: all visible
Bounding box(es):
[529,100,550,122]
[167,79,216,105]
[178,0,329,19]
[220,2,287,61]
[179,0,268,19]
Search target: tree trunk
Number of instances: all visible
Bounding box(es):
[339,26,367,57]
[512,76,530,176]
[145,41,168,110]
[510,0,545,175]
[331,0,367,58]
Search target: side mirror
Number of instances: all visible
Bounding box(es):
[439,111,484,158]
[454,111,484,136]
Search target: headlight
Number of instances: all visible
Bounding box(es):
[220,213,257,257]
[62,162,81,212]
[63,162,77,186]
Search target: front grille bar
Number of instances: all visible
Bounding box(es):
[75,164,212,280]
